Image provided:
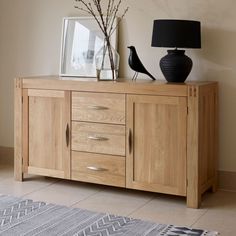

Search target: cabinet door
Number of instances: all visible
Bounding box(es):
[23,89,71,179]
[126,95,187,196]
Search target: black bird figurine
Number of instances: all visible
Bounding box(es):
[128,46,156,80]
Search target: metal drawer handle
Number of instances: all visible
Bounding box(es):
[87,166,108,172]
[88,105,109,110]
[88,136,109,141]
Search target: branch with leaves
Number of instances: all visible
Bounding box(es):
[74,0,129,80]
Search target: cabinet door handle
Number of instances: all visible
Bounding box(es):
[87,166,108,172]
[129,129,132,154]
[88,136,109,141]
[66,124,70,147]
[87,105,109,110]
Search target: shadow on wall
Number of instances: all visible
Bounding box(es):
[198,27,236,80]
[118,18,132,78]
[198,27,236,171]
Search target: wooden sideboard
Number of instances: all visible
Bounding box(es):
[14,76,218,208]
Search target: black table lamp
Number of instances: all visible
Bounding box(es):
[151,19,201,83]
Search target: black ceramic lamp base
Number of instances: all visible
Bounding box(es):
[160,49,193,83]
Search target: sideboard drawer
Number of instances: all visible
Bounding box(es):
[71,152,125,187]
[72,122,126,156]
[72,92,126,124]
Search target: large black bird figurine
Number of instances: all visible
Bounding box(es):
[128,46,156,80]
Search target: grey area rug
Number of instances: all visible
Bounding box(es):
[0,195,218,236]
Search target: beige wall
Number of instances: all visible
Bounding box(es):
[0,0,236,172]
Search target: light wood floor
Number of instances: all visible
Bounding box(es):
[0,163,235,236]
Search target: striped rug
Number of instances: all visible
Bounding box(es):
[0,195,218,236]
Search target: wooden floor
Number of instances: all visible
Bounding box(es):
[0,163,235,236]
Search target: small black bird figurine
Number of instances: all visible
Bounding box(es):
[128,46,156,80]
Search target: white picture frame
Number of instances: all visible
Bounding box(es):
[60,17,118,78]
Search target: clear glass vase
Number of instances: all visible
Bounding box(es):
[95,41,120,81]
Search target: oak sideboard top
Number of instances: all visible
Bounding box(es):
[16,75,218,97]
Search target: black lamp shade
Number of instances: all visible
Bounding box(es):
[151,20,201,49]
[151,19,201,83]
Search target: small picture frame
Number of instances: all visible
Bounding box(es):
[60,17,118,78]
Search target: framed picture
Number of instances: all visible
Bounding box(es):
[60,17,118,77]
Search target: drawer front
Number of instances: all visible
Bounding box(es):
[72,92,126,124]
[72,122,126,156]
[71,152,125,187]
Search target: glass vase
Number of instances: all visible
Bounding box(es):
[95,41,120,81]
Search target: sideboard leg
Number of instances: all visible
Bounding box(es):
[14,78,23,182]
[187,85,201,209]
[187,189,201,209]
[212,88,219,194]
